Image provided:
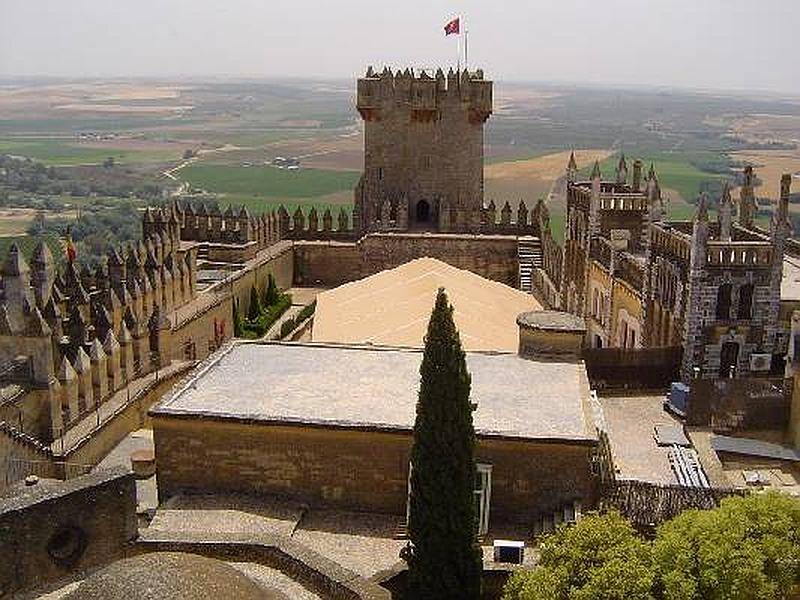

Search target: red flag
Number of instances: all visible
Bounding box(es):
[444,17,460,36]
[61,233,77,263]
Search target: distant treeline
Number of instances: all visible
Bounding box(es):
[27,202,142,268]
[0,154,166,201]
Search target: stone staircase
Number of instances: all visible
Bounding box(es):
[517,236,542,293]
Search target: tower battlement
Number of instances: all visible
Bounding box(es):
[357,66,492,124]
[354,66,492,233]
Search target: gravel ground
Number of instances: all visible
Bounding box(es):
[228,562,322,600]
[146,493,303,537]
[292,510,406,578]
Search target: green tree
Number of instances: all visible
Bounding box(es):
[403,287,482,600]
[247,284,262,322]
[653,492,800,600]
[504,511,655,600]
[233,300,244,337]
[263,273,280,307]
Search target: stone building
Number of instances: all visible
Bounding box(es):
[151,336,598,533]
[550,154,796,383]
[354,67,492,233]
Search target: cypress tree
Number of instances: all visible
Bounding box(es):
[404,287,482,599]
[264,273,280,307]
[232,300,244,337]
[247,284,261,322]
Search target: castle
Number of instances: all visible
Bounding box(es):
[2,66,797,490]
[546,155,796,383]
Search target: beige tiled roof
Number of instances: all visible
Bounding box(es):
[312,257,542,352]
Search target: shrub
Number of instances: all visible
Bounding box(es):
[653,492,800,600]
[279,317,296,339]
[297,300,316,322]
[504,494,800,600]
[504,511,654,600]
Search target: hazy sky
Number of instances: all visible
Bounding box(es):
[1,0,797,93]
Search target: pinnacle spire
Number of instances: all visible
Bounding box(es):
[591,160,601,179]
[695,193,709,222]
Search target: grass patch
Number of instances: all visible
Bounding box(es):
[179,164,359,198]
[0,138,181,165]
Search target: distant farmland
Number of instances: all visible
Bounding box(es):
[179,164,360,199]
[0,138,182,166]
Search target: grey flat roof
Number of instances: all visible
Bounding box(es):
[712,435,800,462]
[153,343,596,443]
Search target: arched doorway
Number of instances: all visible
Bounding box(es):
[415,199,430,224]
[720,341,739,378]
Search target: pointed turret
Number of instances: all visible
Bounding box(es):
[3,242,33,327]
[773,173,792,237]
[718,182,733,241]
[30,240,55,307]
[566,151,578,184]
[591,160,602,180]
[24,307,51,338]
[738,165,757,229]
[695,193,709,222]
[615,153,628,185]
[632,159,643,192]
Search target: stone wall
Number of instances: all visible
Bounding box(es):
[293,233,520,288]
[153,416,597,525]
[0,466,137,597]
[57,366,193,468]
[293,241,364,287]
[0,419,55,492]
[171,241,294,362]
[687,376,791,431]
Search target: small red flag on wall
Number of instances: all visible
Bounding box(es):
[444,17,460,36]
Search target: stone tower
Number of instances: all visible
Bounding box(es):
[355,66,492,233]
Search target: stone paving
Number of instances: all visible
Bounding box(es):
[600,394,682,484]
[228,562,321,600]
[292,510,406,579]
[146,493,303,538]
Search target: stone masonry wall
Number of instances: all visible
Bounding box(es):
[0,466,137,597]
[153,416,597,525]
[293,233,520,288]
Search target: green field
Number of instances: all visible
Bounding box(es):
[216,193,353,219]
[0,138,182,165]
[179,164,360,199]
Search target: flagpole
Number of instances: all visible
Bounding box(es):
[456,16,461,72]
[464,18,468,72]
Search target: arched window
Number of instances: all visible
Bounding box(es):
[716,283,732,320]
[737,284,754,320]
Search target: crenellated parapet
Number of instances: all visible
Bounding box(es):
[357,66,492,124]
[480,199,541,237]
[0,210,201,442]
